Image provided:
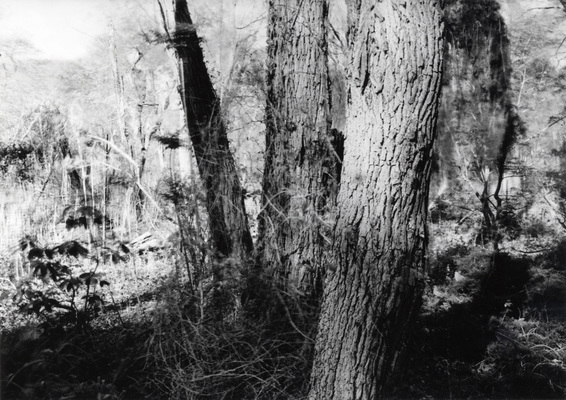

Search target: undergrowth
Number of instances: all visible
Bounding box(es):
[145,275,317,400]
[2,213,566,400]
[395,236,566,399]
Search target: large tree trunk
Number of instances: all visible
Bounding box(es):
[257,0,339,299]
[171,0,253,309]
[308,1,444,398]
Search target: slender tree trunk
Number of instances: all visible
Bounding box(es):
[258,0,338,298]
[171,0,253,310]
[439,0,524,250]
[308,1,444,398]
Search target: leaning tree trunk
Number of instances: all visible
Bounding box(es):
[258,0,338,299]
[308,1,444,398]
[171,0,253,311]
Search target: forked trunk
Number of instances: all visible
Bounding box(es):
[258,0,338,299]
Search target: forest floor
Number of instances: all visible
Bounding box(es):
[1,225,566,399]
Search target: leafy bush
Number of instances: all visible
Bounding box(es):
[537,238,566,272]
[14,240,112,331]
[498,202,523,240]
[527,268,566,321]
[429,198,462,223]
[478,317,566,398]
[0,142,37,182]
[2,319,150,399]
[480,252,531,315]
[0,106,74,183]
[429,243,470,285]
[522,218,551,238]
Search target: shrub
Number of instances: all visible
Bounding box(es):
[147,283,315,400]
[429,243,470,285]
[478,317,566,398]
[0,142,37,182]
[14,239,117,331]
[2,319,151,399]
[527,268,566,321]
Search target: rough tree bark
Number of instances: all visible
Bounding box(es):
[171,0,253,303]
[308,1,444,398]
[258,0,339,298]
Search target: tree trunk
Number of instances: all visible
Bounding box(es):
[308,1,444,398]
[171,0,253,309]
[439,0,523,250]
[258,0,339,298]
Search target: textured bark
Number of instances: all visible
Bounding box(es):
[308,1,444,398]
[172,1,253,283]
[258,0,338,297]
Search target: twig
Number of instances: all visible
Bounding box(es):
[157,0,173,42]
[275,290,314,343]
